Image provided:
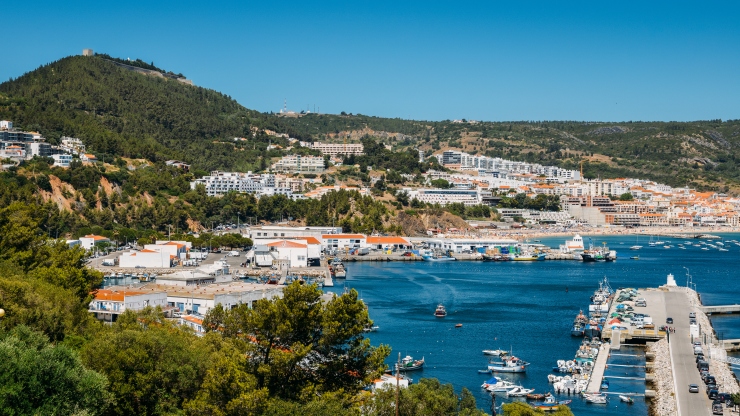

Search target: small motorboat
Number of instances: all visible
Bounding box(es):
[630,255,639,260]
[455,323,462,328]
[600,379,609,390]
[584,393,607,404]
[483,349,507,356]
[506,387,535,397]
[526,393,550,401]
[434,304,447,318]
[619,395,634,404]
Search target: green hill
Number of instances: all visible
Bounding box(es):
[274,114,740,191]
[2,53,740,191]
[0,55,289,172]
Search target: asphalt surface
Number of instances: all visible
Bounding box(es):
[665,290,713,416]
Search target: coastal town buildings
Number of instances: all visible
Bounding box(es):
[309,141,364,157]
[271,154,324,174]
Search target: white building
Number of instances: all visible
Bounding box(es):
[142,281,284,315]
[52,154,73,167]
[0,120,12,130]
[248,225,342,240]
[60,137,86,155]
[407,188,485,206]
[310,142,364,157]
[271,155,325,173]
[321,234,367,252]
[266,240,308,268]
[88,287,168,322]
[118,249,173,268]
[79,234,110,251]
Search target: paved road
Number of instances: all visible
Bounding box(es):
[665,290,712,416]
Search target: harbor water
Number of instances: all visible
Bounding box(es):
[337,233,740,415]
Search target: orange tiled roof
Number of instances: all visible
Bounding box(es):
[294,236,321,245]
[93,289,148,302]
[367,236,410,244]
[267,240,307,248]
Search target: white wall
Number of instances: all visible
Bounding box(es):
[118,251,171,268]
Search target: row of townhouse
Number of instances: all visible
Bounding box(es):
[190,171,305,199]
[436,150,580,182]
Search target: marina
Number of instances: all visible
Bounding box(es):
[341,233,740,415]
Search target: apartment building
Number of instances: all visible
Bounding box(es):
[310,142,364,157]
[271,155,325,173]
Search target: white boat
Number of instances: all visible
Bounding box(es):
[481,377,521,392]
[488,355,530,373]
[629,245,642,250]
[619,395,634,404]
[584,393,608,404]
[483,349,508,356]
[506,387,535,397]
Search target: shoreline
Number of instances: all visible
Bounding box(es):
[484,226,740,240]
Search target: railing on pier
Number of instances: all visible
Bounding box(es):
[701,305,740,314]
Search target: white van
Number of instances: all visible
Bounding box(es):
[229,251,240,257]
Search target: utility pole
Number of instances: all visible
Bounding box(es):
[395,352,400,416]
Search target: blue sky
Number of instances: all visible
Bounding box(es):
[3,1,739,122]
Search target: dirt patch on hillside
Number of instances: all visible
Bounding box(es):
[45,175,75,211]
[397,211,471,236]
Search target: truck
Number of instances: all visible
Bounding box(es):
[229,250,240,257]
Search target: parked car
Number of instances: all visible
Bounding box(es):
[716,392,732,403]
[689,384,699,393]
[707,388,718,399]
[666,317,673,324]
[689,312,696,318]
[713,402,724,414]
[704,375,716,385]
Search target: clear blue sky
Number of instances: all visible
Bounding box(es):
[3,1,739,122]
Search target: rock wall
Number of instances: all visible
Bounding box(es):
[648,338,678,416]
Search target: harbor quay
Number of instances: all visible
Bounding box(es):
[595,279,740,416]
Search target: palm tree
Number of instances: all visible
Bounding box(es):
[112,230,120,250]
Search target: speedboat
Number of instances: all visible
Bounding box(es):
[434,304,447,317]
[481,377,520,392]
[600,378,609,390]
[584,393,607,404]
[483,349,508,356]
[619,395,634,404]
[506,387,535,397]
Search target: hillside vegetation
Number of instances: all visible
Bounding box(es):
[276,115,740,191]
[0,55,299,172]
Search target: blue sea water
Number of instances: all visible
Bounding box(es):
[337,233,740,415]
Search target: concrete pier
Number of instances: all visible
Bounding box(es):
[585,344,611,393]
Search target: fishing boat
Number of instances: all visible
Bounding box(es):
[571,310,588,337]
[422,253,456,261]
[333,263,347,278]
[619,395,634,404]
[488,355,530,373]
[512,252,547,261]
[396,355,424,372]
[434,304,447,317]
[532,396,571,412]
